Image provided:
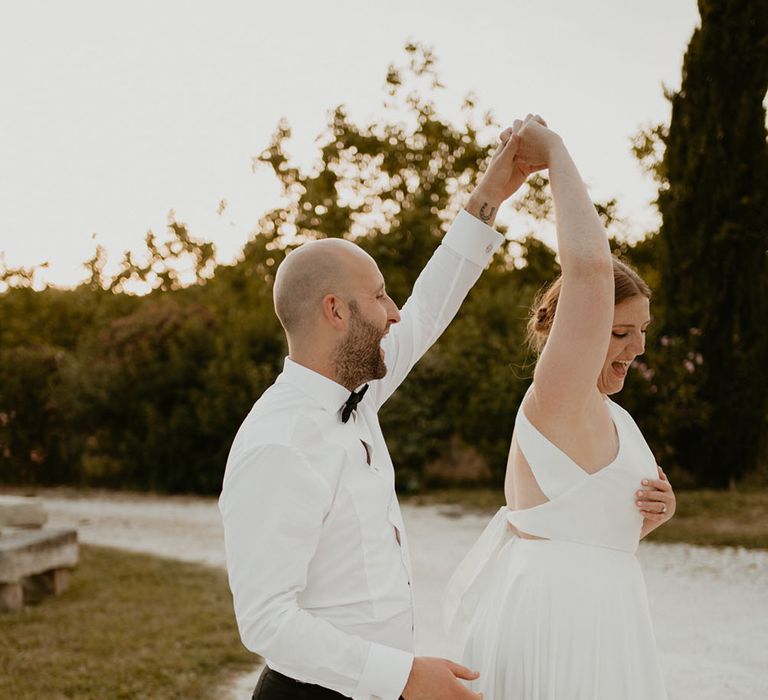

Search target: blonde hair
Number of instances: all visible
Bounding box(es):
[526,257,651,354]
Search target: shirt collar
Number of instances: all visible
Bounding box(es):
[277,357,352,416]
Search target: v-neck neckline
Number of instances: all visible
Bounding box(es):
[519,397,623,479]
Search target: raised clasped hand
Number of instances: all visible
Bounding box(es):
[510,113,563,173]
[475,114,556,205]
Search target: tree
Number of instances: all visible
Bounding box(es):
[251,43,636,489]
[0,41,650,493]
[106,213,217,294]
[0,344,74,485]
[250,43,517,487]
[655,0,768,487]
[254,42,502,307]
[63,298,223,491]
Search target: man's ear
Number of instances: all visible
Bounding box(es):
[321,294,347,331]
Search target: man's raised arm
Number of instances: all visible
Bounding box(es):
[368,121,544,409]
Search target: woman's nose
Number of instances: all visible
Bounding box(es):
[631,333,646,356]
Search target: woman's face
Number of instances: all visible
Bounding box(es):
[597,295,651,396]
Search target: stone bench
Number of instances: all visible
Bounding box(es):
[0,494,48,528]
[0,496,78,612]
[0,528,79,611]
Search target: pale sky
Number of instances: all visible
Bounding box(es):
[0,0,699,289]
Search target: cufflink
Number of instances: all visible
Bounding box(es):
[485,243,493,254]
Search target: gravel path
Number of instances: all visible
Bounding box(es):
[39,494,768,699]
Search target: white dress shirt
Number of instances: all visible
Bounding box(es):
[219,209,503,700]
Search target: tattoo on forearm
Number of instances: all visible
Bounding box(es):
[478,203,496,222]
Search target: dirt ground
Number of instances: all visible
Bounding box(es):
[35,493,768,699]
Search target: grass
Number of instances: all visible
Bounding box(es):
[0,545,256,700]
[640,488,768,549]
[403,487,768,550]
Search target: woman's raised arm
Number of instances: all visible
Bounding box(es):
[516,118,614,419]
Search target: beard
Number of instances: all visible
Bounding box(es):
[333,302,387,390]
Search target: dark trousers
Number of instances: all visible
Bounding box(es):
[252,667,347,699]
[253,667,405,699]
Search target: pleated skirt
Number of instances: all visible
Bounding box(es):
[460,537,668,700]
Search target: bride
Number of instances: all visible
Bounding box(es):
[444,116,675,699]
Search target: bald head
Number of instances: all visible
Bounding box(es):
[273,238,376,338]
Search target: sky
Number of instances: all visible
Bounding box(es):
[0,0,700,289]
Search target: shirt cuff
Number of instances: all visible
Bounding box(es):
[441,208,504,267]
[357,642,414,700]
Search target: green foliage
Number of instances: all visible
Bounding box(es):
[106,214,217,293]
[63,298,222,491]
[630,122,669,187]
[248,44,578,490]
[254,44,498,306]
[0,344,72,484]
[0,285,136,350]
[384,235,560,489]
[0,285,137,485]
[0,254,49,289]
[2,37,765,493]
[652,0,768,487]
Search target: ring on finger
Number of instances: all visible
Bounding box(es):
[660,503,667,514]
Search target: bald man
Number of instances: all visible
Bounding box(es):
[220,121,541,700]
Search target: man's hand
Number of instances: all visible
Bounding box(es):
[402,657,483,700]
[465,115,549,226]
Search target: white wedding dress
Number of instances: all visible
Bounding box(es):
[444,389,668,699]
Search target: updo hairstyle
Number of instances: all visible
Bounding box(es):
[526,257,651,355]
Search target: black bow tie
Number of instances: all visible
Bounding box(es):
[341,384,369,423]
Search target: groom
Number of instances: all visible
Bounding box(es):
[219,119,540,700]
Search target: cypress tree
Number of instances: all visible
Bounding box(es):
[658,0,768,487]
